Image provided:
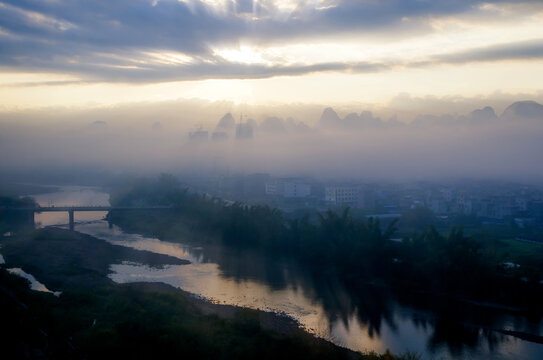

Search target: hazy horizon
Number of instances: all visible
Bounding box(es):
[1,97,542,185]
[1,0,543,183]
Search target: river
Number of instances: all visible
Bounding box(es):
[23,185,543,359]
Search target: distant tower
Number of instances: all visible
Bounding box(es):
[236,113,253,139]
[188,124,209,142]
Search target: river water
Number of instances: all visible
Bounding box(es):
[24,186,543,359]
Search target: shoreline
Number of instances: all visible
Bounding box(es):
[1,226,365,358]
[5,223,543,356]
[98,217,543,348]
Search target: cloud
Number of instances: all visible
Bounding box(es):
[2,39,542,85]
[1,0,543,83]
[434,38,543,64]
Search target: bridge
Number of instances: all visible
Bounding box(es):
[1,205,173,231]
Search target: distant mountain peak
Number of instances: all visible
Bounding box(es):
[502,100,543,120]
[216,113,235,130]
[319,107,341,128]
[260,117,286,133]
[469,106,497,122]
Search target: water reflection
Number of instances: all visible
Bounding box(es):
[8,268,61,296]
[28,186,543,360]
[81,219,541,359]
[83,219,405,352]
[31,186,109,228]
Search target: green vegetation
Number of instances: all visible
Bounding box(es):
[0,270,358,359]
[0,195,37,208]
[0,195,37,234]
[108,175,543,310]
[489,238,543,273]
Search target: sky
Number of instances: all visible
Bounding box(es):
[1,0,543,109]
[2,0,543,182]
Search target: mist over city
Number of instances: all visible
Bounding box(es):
[2,97,543,183]
[2,1,543,359]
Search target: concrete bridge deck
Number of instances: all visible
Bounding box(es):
[1,205,172,212]
[1,205,173,230]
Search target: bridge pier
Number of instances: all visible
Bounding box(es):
[69,209,74,231]
[27,210,36,227]
[5,206,172,231]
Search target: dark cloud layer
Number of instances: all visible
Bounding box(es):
[0,0,542,83]
[436,38,543,64]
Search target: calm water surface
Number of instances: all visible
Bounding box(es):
[7,268,61,296]
[26,186,543,359]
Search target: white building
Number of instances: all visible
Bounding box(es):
[265,181,280,195]
[265,180,311,198]
[283,181,311,198]
[325,186,359,205]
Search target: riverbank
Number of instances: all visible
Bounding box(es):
[1,227,189,289]
[0,227,407,360]
[1,227,305,335]
[108,207,543,315]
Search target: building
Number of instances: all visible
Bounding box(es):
[211,131,228,141]
[265,181,281,195]
[265,179,311,198]
[188,130,208,142]
[516,197,529,211]
[429,199,447,215]
[441,188,454,202]
[236,123,253,139]
[243,173,270,197]
[283,181,311,198]
[325,186,359,205]
[459,199,473,215]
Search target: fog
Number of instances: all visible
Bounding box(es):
[1,98,543,184]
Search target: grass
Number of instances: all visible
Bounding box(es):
[492,238,543,272]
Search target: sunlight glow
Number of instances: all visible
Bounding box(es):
[210,16,543,67]
[144,51,194,65]
[214,46,271,65]
[0,0,542,109]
